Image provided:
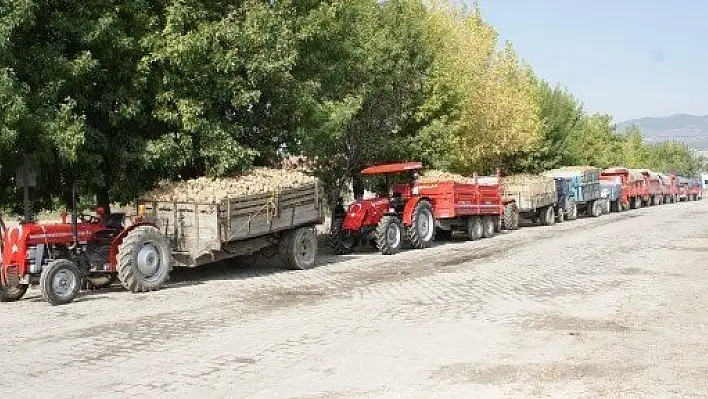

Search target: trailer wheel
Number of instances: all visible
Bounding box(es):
[502,203,520,230]
[39,259,81,306]
[493,216,502,233]
[329,218,355,255]
[541,206,555,226]
[556,207,565,223]
[118,226,172,293]
[482,216,495,238]
[407,200,435,249]
[467,217,483,241]
[590,201,602,217]
[280,226,318,270]
[0,284,28,302]
[376,216,403,255]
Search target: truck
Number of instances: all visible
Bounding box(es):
[542,167,603,218]
[601,167,645,210]
[139,176,324,271]
[330,163,505,255]
[499,174,561,227]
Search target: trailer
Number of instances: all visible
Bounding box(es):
[542,167,603,217]
[657,173,678,204]
[677,177,691,201]
[601,167,645,209]
[689,179,703,201]
[500,174,559,226]
[638,170,663,205]
[418,174,504,240]
[139,182,324,269]
[600,180,623,213]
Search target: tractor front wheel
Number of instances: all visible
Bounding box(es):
[329,218,355,255]
[0,283,28,302]
[376,215,403,255]
[40,259,81,306]
[407,200,435,249]
[118,226,172,293]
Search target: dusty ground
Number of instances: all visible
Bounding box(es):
[1,200,707,398]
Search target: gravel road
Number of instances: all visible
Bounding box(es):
[1,200,707,398]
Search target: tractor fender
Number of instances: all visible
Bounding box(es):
[108,222,159,271]
[341,202,370,231]
[402,197,431,226]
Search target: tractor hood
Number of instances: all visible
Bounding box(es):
[342,196,391,231]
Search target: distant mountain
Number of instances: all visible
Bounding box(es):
[616,114,708,150]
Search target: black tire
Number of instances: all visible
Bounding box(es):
[436,228,453,241]
[567,202,578,220]
[39,259,81,306]
[118,225,172,293]
[376,215,403,255]
[0,283,28,302]
[482,216,495,238]
[467,217,483,241]
[502,203,520,230]
[493,216,502,233]
[556,207,565,223]
[280,226,318,270]
[407,200,435,249]
[634,197,642,209]
[541,206,555,226]
[590,201,601,217]
[329,218,355,255]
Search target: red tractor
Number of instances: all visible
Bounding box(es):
[330,162,435,255]
[0,206,171,305]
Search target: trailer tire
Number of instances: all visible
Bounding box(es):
[494,216,502,233]
[329,218,355,255]
[376,216,403,255]
[280,226,318,270]
[0,284,28,302]
[482,216,495,238]
[567,202,578,220]
[118,226,172,293]
[590,201,602,217]
[502,203,520,230]
[467,217,483,241]
[541,206,555,226]
[407,200,435,249]
[40,259,81,306]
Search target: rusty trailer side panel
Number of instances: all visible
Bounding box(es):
[417,180,503,219]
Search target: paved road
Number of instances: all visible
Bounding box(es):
[2,200,707,398]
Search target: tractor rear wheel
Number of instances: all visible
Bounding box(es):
[0,284,28,302]
[482,216,495,238]
[556,207,565,223]
[467,217,483,241]
[502,203,520,230]
[376,215,403,255]
[280,226,318,270]
[407,200,435,249]
[40,259,81,306]
[118,226,172,293]
[329,218,355,255]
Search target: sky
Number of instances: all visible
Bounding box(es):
[472,0,708,123]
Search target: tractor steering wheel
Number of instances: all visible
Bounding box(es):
[79,213,101,224]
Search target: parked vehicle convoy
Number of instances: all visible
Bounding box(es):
[330,162,505,255]
[543,167,603,218]
[0,205,170,305]
[499,174,561,226]
[600,167,644,210]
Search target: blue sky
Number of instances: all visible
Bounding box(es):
[472,0,708,123]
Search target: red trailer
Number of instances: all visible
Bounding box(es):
[640,170,663,205]
[658,173,678,204]
[600,167,644,209]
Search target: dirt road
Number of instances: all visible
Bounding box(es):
[1,200,707,398]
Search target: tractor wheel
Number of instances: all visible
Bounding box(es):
[467,217,483,241]
[493,216,502,233]
[280,226,318,270]
[407,200,435,249]
[329,218,355,255]
[435,228,453,241]
[0,283,28,302]
[117,226,172,293]
[502,203,520,230]
[634,197,642,209]
[556,207,565,223]
[39,259,81,306]
[541,206,555,226]
[482,216,495,238]
[376,215,403,255]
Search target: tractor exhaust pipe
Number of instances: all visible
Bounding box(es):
[69,182,79,250]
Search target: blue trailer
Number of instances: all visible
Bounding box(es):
[543,167,603,218]
[600,180,623,213]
